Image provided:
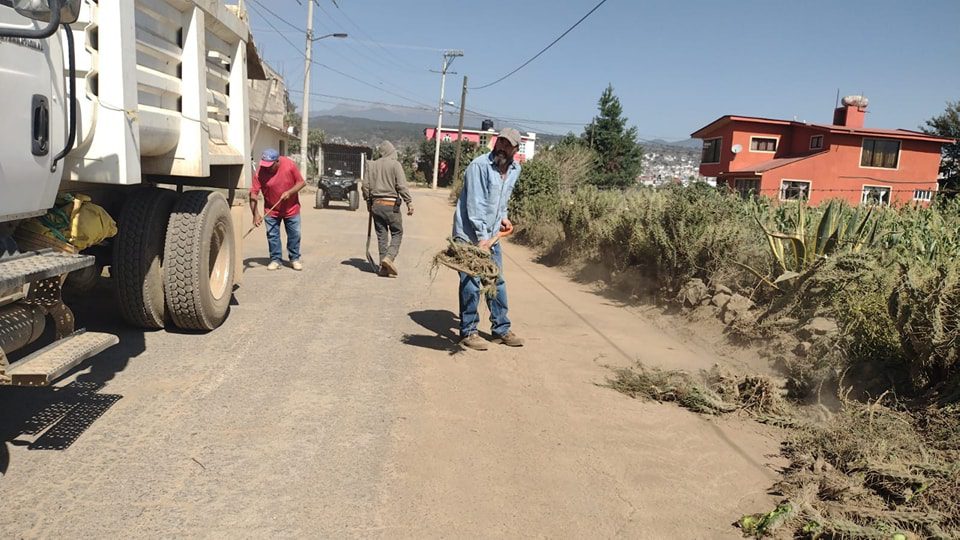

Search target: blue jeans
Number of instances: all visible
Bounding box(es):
[459,242,511,338]
[264,213,301,263]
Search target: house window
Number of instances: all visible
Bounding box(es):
[780,180,811,201]
[479,134,490,147]
[860,138,900,168]
[750,137,778,152]
[861,185,891,206]
[701,137,721,163]
[279,140,286,155]
[809,135,823,150]
[734,178,760,198]
[913,189,934,202]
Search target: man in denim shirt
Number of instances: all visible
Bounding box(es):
[452,128,526,351]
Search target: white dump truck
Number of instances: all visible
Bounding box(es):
[0,0,260,385]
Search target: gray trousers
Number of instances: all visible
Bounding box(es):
[372,204,403,261]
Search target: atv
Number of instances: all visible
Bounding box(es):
[315,169,360,211]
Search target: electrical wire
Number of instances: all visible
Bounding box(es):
[470,0,611,90]
[246,1,435,109]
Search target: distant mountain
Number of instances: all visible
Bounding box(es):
[308,115,428,147]
[645,137,701,149]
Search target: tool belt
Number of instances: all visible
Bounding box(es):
[372,198,398,207]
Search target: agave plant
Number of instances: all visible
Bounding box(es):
[748,200,884,288]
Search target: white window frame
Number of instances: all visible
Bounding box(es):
[861,184,892,206]
[859,138,902,170]
[779,179,812,201]
[809,134,824,150]
[701,137,722,164]
[749,135,779,153]
[913,189,935,202]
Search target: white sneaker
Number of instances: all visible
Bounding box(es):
[291,260,303,271]
[267,261,281,271]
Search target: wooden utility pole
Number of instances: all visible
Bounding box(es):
[452,75,468,186]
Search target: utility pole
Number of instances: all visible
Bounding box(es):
[452,75,468,185]
[299,0,315,178]
[431,49,463,190]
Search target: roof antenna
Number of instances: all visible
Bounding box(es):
[835,88,840,109]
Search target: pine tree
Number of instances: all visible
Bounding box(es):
[582,84,643,188]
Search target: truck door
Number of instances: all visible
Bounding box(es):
[0,3,66,224]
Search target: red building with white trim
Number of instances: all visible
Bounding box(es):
[424,124,537,163]
[691,96,954,205]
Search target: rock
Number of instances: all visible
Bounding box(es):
[714,284,733,296]
[771,317,800,329]
[794,341,813,357]
[679,278,709,308]
[798,317,839,340]
[711,292,732,309]
[722,294,755,324]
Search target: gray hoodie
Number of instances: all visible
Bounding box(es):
[362,141,413,206]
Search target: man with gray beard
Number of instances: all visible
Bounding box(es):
[451,127,525,351]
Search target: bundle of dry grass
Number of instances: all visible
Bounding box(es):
[431,238,501,297]
[740,395,960,539]
[607,363,787,417]
[609,364,960,538]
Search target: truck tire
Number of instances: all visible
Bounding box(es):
[315,188,328,209]
[164,191,235,331]
[114,188,177,329]
[348,189,360,211]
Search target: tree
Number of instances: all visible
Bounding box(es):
[288,129,324,179]
[922,100,960,194]
[418,136,478,187]
[581,84,643,188]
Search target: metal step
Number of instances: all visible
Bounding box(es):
[0,250,95,290]
[5,331,119,386]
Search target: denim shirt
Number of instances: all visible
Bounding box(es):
[452,152,521,243]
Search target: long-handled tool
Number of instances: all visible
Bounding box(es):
[242,199,282,239]
[364,208,377,272]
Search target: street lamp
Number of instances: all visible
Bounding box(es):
[300,29,347,180]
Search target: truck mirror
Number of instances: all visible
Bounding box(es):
[14,0,80,24]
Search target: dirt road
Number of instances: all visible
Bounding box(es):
[0,188,780,538]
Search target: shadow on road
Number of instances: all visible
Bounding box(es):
[402,309,462,354]
[0,278,141,477]
[341,258,377,274]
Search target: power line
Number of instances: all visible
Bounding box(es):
[246,1,434,110]
[470,0,611,90]
[329,1,427,72]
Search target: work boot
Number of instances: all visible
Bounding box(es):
[291,260,303,271]
[381,256,398,277]
[378,265,390,277]
[267,261,281,271]
[460,333,489,351]
[492,331,525,347]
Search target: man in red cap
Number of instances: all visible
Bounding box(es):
[250,148,306,270]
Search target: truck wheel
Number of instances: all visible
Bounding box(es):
[164,191,236,331]
[315,188,328,209]
[348,190,360,211]
[114,188,177,329]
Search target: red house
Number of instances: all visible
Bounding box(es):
[424,124,537,163]
[691,96,954,205]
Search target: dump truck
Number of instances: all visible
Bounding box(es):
[0,0,261,385]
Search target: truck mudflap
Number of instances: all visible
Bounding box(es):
[0,249,118,386]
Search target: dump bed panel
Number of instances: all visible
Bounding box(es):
[62,0,251,188]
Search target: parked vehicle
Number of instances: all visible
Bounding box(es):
[0,0,263,385]
[315,143,372,211]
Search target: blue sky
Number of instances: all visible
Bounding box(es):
[246,0,960,141]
